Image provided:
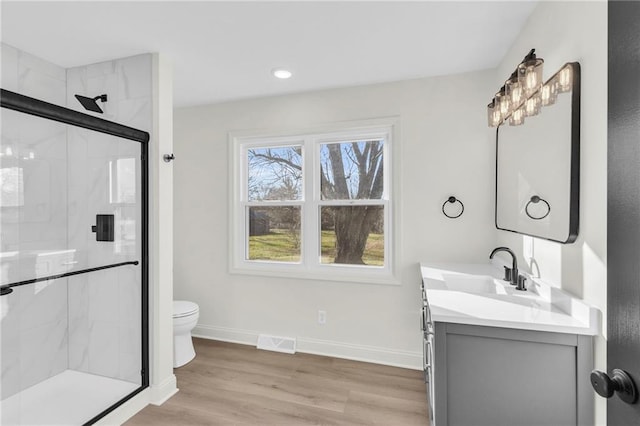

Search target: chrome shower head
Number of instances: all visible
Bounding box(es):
[75,94,108,113]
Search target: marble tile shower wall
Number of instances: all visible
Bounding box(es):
[66,54,151,384]
[1,44,69,399]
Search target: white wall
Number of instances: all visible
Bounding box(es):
[148,52,176,406]
[174,70,497,367]
[493,2,607,424]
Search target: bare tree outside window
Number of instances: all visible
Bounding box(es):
[320,140,384,265]
[248,146,302,201]
[320,141,384,201]
[246,140,385,266]
[247,146,302,262]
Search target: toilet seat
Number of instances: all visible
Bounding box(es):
[173,300,199,318]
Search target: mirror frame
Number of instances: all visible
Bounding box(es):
[495,62,581,244]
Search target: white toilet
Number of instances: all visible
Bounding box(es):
[173,300,200,368]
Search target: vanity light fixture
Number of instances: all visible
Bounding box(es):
[487,49,573,127]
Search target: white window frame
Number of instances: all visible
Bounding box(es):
[229,118,399,285]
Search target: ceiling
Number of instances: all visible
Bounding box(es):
[1,1,537,108]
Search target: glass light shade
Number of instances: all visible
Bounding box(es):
[487,101,502,127]
[495,90,511,117]
[506,79,524,108]
[540,80,559,106]
[558,66,572,92]
[509,107,526,126]
[524,94,541,117]
[518,58,544,97]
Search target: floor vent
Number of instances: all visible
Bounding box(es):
[256,334,296,354]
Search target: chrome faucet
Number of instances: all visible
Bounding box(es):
[489,247,527,291]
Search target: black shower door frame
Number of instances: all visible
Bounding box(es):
[0,88,150,425]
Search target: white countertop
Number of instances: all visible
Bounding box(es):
[420,262,599,336]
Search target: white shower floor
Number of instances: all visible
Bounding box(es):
[1,370,139,425]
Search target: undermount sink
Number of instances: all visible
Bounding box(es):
[420,262,600,336]
[441,274,506,294]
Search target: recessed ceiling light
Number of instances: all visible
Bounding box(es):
[272,68,293,79]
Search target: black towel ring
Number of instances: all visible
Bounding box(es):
[442,196,464,219]
[525,195,550,220]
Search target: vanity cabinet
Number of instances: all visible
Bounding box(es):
[419,263,599,426]
[420,279,435,423]
[430,322,593,426]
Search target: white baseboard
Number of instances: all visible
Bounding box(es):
[150,374,179,406]
[193,324,258,346]
[193,324,422,370]
[297,336,422,369]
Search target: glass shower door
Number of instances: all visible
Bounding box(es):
[0,91,148,425]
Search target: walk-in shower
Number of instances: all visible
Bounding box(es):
[0,89,148,425]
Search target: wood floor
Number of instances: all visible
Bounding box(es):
[126,338,429,425]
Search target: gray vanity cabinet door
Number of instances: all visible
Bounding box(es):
[433,323,593,426]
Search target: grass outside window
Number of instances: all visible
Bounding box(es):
[249,230,383,266]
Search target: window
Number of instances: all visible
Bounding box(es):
[246,145,303,262]
[231,120,397,284]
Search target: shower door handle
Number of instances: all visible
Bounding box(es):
[91,214,115,242]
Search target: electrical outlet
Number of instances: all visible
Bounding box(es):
[318,310,327,325]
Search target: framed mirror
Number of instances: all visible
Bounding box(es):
[495,62,580,243]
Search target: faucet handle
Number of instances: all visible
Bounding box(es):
[503,266,512,282]
[516,275,527,291]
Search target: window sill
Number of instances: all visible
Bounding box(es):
[229,264,401,286]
